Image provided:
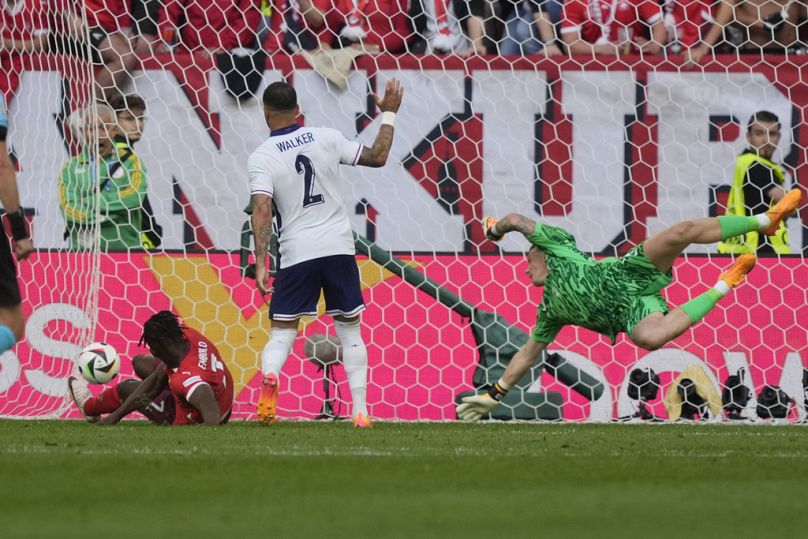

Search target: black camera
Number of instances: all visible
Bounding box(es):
[802,368,808,411]
[677,378,708,420]
[628,368,660,401]
[627,368,660,420]
[756,385,792,419]
[722,368,752,420]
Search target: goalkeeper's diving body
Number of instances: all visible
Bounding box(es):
[457,188,802,421]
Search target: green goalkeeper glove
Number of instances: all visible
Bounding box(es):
[457,393,499,421]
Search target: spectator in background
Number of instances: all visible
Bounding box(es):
[108,93,163,250]
[408,0,477,55]
[131,0,164,54]
[717,111,791,255]
[259,0,338,53]
[497,0,562,56]
[686,0,806,65]
[333,0,411,54]
[663,0,715,52]
[75,1,153,100]
[5,0,131,104]
[466,0,489,55]
[560,0,667,56]
[0,0,51,96]
[158,0,261,54]
[59,104,147,251]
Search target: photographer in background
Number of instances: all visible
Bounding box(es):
[59,104,147,251]
[108,93,162,249]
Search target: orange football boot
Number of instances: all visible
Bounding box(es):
[352,413,373,428]
[257,373,279,425]
[764,188,802,236]
[717,254,757,288]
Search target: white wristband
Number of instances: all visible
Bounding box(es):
[381,111,396,127]
[496,377,511,391]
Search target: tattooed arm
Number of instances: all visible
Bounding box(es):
[251,193,274,295]
[357,78,403,168]
[485,213,537,241]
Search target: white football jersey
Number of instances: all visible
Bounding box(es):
[248,125,363,268]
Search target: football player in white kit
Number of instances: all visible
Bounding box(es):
[248,78,403,427]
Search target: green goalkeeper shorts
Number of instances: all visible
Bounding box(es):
[606,243,673,337]
[624,292,671,338]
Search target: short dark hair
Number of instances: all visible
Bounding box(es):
[747,111,780,132]
[108,93,146,115]
[140,310,186,349]
[262,82,297,112]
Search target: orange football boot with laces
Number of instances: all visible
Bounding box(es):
[764,188,802,236]
[717,254,757,289]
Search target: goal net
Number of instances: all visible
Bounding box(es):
[1,1,805,422]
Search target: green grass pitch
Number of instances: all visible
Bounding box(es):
[2,420,807,538]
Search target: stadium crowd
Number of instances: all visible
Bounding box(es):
[2,0,807,77]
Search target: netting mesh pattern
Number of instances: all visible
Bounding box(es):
[0,1,806,421]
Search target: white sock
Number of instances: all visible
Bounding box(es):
[756,213,772,232]
[334,319,368,417]
[261,327,297,377]
[712,280,731,297]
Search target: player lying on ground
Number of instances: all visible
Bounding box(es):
[68,354,176,424]
[71,311,234,426]
[457,189,802,421]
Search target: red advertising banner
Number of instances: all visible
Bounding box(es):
[3,252,805,421]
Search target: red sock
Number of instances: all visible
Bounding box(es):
[84,386,122,416]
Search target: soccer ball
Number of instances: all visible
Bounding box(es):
[77,343,120,385]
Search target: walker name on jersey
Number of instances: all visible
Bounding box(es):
[4,59,805,253]
[276,132,314,152]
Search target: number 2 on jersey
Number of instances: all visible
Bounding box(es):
[296,154,325,207]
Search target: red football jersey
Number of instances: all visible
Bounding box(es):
[669,0,714,47]
[561,0,662,45]
[164,328,234,425]
[157,0,261,51]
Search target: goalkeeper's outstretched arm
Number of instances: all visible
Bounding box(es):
[483,213,536,241]
[457,339,548,421]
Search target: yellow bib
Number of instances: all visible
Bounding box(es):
[717,153,789,254]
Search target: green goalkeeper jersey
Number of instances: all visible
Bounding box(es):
[529,223,672,344]
[59,146,147,250]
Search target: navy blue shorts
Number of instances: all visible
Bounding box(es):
[269,255,365,321]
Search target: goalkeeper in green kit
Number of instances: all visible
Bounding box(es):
[457,188,802,421]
